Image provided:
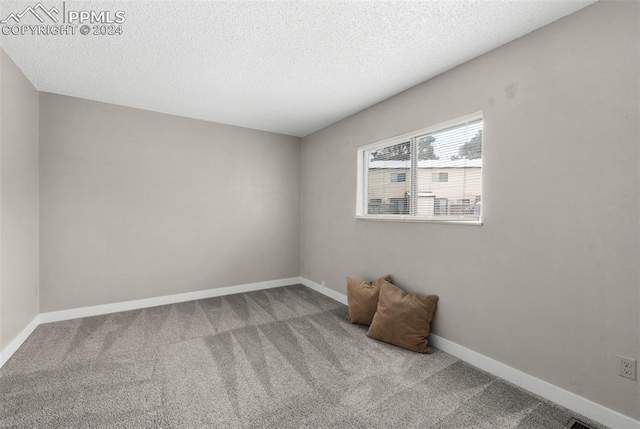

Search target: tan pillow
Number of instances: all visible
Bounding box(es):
[366,280,439,353]
[346,275,391,325]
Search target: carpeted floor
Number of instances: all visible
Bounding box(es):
[1,285,606,429]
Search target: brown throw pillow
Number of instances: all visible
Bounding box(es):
[366,280,439,353]
[346,275,391,325]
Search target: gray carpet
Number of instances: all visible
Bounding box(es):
[1,285,606,429]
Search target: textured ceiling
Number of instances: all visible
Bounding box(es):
[0,1,595,137]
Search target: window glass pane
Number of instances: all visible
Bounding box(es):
[434,198,448,215]
[432,172,449,182]
[390,172,406,182]
[367,141,411,215]
[415,119,482,219]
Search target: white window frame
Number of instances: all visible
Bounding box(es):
[355,112,483,225]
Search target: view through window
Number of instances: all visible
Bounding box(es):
[358,115,483,222]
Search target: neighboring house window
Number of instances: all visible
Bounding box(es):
[432,172,448,182]
[389,197,410,215]
[434,198,448,215]
[368,198,383,214]
[356,113,483,223]
[390,172,406,182]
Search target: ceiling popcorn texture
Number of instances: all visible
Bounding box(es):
[0,1,595,137]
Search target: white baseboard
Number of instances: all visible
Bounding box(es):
[0,314,40,368]
[40,277,301,323]
[298,277,348,305]
[428,335,639,429]
[299,277,640,429]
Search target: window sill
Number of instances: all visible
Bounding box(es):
[355,215,483,226]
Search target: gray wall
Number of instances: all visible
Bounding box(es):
[39,94,301,312]
[0,49,39,350]
[301,1,639,420]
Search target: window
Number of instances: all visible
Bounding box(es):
[391,172,406,182]
[432,172,448,182]
[356,113,483,223]
[368,198,383,214]
[434,198,448,215]
[389,197,409,215]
